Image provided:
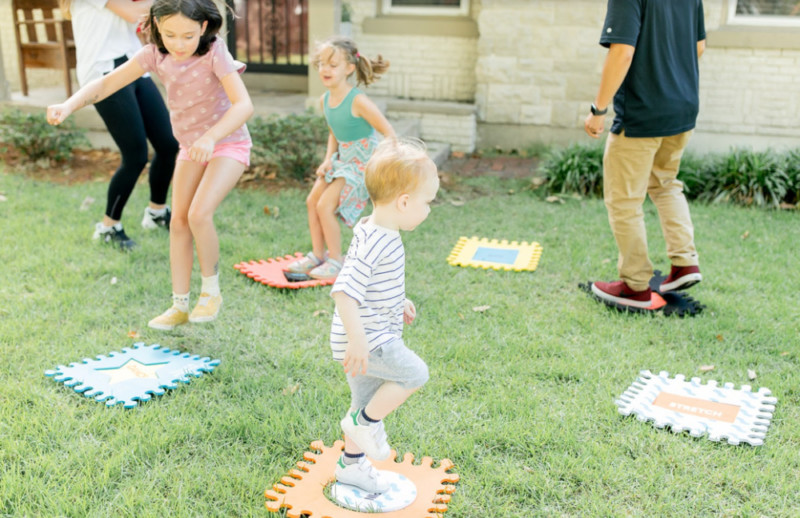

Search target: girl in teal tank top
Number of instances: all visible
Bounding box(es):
[287,37,395,281]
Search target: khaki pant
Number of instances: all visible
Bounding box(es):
[603,130,699,291]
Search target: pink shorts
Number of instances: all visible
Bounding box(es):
[177,140,252,166]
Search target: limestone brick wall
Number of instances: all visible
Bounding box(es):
[475,0,800,148]
[346,0,479,102]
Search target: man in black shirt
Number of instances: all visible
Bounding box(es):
[585,0,706,308]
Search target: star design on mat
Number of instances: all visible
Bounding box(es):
[97,359,167,385]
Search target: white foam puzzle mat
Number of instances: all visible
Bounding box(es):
[615,370,777,446]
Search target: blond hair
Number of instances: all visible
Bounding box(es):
[365,138,435,205]
[311,36,389,86]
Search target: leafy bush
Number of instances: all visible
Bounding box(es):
[676,152,712,199]
[0,108,89,162]
[699,148,789,208]
[248,110,329,181]
[539,141,605,197]
[783,149,800,205]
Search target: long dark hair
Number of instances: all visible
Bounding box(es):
[147,0,223,56]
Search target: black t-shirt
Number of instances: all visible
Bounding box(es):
[600,0,706,138]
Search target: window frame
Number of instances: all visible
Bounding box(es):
[727,0,800,27]
[381,0,469,17]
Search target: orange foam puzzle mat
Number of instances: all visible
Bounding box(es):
[265,440,459,517]
[234,253,335,289]
[447,236,543,272]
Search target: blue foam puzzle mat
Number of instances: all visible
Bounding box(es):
[45,342,220,408]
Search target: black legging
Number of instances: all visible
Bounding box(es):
[93,56,178,221]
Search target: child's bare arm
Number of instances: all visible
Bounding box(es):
[352,94,395,139]
[403,298,416,325]
[46,59,145,126]
[333,291,369,377]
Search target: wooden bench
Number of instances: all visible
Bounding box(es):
[12,0,77,97]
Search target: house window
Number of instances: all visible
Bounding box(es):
[382,0,469,17]
[729,0,800,25]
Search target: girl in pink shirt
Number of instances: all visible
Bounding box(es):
[47,0,253,330]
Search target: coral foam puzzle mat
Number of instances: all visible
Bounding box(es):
[234,253,335,289]
[447,236,543,272]
[45,342,220,408]
[265,440,459,517]
[616,370,777,446]
[579,269,705,316]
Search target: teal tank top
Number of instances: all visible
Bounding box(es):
[323,88,375,142]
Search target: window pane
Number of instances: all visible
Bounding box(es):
[391,0,461,6]
[736,0,800,15]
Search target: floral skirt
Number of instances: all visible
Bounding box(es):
[323,133,379,227]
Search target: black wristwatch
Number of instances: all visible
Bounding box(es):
[590,103,608,116]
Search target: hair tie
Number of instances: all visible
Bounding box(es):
[356,52,361,59]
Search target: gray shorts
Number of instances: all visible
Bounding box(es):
[345,338,429,410]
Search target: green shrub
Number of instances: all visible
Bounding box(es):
[539,141,605,197]
[676,152,713,200]
[248,110,328,181]
[0,108,90,162]
[783,149,800,205]
[699,148,789,208]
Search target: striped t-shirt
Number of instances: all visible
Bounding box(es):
[330,217,405,361]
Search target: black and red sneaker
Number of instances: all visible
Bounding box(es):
[591,280,652,308]
[659,265,702,292]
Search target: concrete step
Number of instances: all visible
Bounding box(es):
[426,141,451,169]
[390,117,420,139]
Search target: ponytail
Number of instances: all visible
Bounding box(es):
[311,36,390,86]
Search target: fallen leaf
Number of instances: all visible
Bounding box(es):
[450,151,465,159]
[716,334,723,341]
[601,258,611,265]
[472,305,491,312]
[79,196,95,211]
[741,230,750,240]
[545,195,564,204]
[282,382,301,396]
[127,330,140,339]
[779,202,796,210]
[263,205,270,215]
[110,277,118,285]
[271,206,280,219]
[747,369,757,380]
[523,466,534,474]
[0,194,6,202]
[457,312,464,320]
[313,309,329,317]
[508,189,516,195]
[449,197,466,207]
[530,177,546,188]
[780,351,790,356]
[699,365,715,372]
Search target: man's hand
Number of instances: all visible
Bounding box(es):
[584,113,605,139]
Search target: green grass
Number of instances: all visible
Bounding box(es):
[1,168,799,517]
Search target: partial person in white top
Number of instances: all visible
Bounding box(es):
[329,138,439,494]
[62,0,178,250]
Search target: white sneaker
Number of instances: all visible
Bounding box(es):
[141,207,171,230]
[335,455,390,493]
[340,409,391,461]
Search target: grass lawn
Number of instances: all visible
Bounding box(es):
[1,167,798,517]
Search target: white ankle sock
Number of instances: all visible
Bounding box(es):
[201,274,220,296]
[147,207,167,217]
[172,292,190,312]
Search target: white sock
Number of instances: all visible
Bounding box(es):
[172,292,190,312]
[97,222,121,233]
[147,207,167,217]
[201,274,220,296]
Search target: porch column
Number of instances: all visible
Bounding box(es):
[0,34,10,100]
[307,0,340,103]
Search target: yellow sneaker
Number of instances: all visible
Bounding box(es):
[189,293,222,323]
[148,306,189,330]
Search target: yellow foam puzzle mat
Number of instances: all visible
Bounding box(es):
[447,236,543,272]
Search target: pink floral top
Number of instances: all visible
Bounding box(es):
[134,38,250,149]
